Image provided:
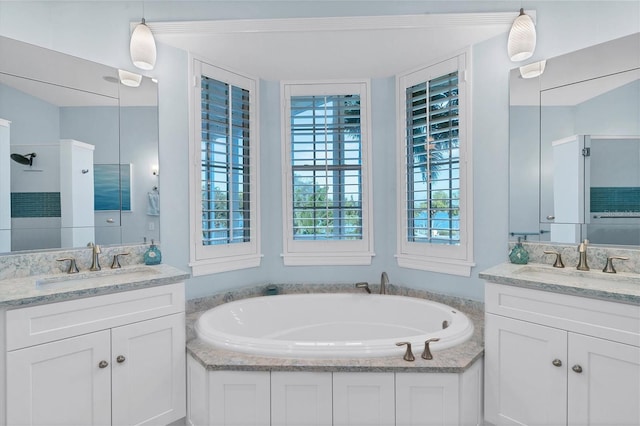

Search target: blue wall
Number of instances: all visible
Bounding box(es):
[1,1,638,301]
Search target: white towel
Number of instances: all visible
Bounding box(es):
[147,190,160,216]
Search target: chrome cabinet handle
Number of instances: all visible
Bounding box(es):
[572,364,583,373]
[116,355,126,363]
[546,215,555,220]
[98,360,109,369]
[552,359,563,367]
[106,218,114,223]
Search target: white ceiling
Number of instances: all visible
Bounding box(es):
[150,12,521,80]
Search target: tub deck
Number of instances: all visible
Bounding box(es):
[186,284,484,373]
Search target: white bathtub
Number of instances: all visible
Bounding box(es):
[195,293,474,358]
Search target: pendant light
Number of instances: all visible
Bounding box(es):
[130,17,156,70]
[519,60,546,79]
[118,69,142,87]
[507,8,536,62]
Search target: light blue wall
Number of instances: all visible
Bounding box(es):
[0,1,638,301]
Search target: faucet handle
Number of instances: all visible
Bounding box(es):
[421,338,440,360]
[111,253,130,269]
[57,257,79,274]
[396,342,415,362]
[355,282,371,294]
[602,256,629,274]
[543,250,565,268]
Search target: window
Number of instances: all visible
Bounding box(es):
[189,60,260,275]
[282,81,373,265]
[396,53,474,276]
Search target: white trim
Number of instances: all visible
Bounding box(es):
[148,12,528,35]
[280,80,374,266]
[395,49,475,276]
[188,56,261,275]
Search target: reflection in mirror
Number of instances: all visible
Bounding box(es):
[0,36,159,254]
[509,32,640,247]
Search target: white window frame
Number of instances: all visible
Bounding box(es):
[396,51,475,276]
[281,80,374,266]
[189,58,261,276]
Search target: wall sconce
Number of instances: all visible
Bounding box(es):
[519,60,546,79]
[118,69,142,87]
[130,17,157,71]
[508,8,537,62]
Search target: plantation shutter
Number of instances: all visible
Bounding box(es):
[406,71,460,245]
[289,94,363,240]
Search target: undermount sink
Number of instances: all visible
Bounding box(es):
[35,266,161,289]
[512,264,640,287]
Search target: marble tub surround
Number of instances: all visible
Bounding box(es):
[0,243,155,280]
[509,241,640,274]
[480,262,640,305]
[186,284,484,373]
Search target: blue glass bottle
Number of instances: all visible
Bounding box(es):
[144,240,162,265]
[509,237,529,265]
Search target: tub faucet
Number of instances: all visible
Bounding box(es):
[88,242,101,271]
[380,272,389,295]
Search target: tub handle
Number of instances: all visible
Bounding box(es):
[396,342,415,362]
[421,338,440,360]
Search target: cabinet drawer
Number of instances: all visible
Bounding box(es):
[485,282,640,347]
[6,283,185,350]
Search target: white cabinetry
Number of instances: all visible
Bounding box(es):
[187,355,483,426]
[484,282,640,426]
[333,372,395,426]
[272,372,332,426]
[6,283,186,426]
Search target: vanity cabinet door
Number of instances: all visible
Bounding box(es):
[567,333,640,426]
[333,372,395,426]
[111,313,186,426]
[6,330,112,426]
[485,313,567,426]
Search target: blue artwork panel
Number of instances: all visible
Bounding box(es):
[94,164,131,211]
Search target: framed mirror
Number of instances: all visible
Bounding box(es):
[0,36,159,254]
[509,32,640,246]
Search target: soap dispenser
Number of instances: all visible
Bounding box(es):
[144,239,162,265]
[509,237,529,265]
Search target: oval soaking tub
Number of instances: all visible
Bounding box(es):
[195,293,474,358]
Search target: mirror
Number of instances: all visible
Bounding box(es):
[509,32,640,246]
[0,36,159,253]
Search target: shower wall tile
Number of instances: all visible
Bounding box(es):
[591,187,640,212]
[10,192,61,217]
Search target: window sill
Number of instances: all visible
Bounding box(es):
[281,252,375,266]
[190,254,262,276]
[395,254,475,277]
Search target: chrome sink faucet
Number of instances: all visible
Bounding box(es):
[88,242,101,271]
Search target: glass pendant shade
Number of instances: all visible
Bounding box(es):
[507,8,536,62]
[130,18,156,70]
[118,69,142,87]
[519,60,546,79]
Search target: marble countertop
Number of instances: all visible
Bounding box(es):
[186,287,485,373]
[479,262,640,305]
[0,263,190,308]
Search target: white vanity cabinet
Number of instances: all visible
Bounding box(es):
[5,283,186,426]
[484,282,640,426]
